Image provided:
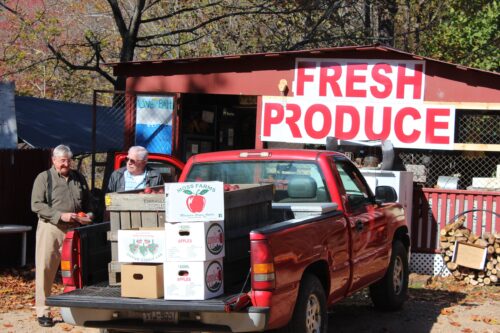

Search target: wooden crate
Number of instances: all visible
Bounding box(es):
[106,184,274,286]
[106,188,168,285]
[108,261,121,285]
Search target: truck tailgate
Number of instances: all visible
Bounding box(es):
[47,285,241,312]
[47,285,270,332]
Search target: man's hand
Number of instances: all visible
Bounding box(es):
[61,212,77,223]
[75,212,93,225]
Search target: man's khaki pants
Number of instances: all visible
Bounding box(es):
[35,220,68,318]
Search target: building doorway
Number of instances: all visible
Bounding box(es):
[180,94,257,161]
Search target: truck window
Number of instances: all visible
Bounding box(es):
[186,161,331,203]
[118,159,182,182]
[334,159,373,208]
[147,161,181,182]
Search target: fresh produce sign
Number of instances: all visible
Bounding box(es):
[261,58,455,150]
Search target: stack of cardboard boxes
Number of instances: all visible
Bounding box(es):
[117,181,225,300]
[164,181,225,300]
[118,228,166,298]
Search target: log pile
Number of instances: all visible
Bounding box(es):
[439,216,500,286]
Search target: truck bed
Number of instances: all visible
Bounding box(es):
[47,283,268,332]
[47,283,245,312]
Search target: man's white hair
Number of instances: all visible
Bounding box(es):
[53,144,73,158]
[128,146,148,161]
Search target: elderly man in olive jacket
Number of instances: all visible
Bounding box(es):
[31,145,93,327]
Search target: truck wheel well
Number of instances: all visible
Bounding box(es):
[302,260,330,297]
[393,226,410,253]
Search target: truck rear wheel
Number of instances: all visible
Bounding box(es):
[369,240,408,311]
[287,274,327,333]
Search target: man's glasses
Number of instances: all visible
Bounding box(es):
[126,157,144,164]
[55,158,71,164]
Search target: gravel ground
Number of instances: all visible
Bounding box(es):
[0,273,499,333]
[329,274,500,333]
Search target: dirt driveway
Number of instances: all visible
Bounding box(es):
[1,268,499,333]
[329,274,500,333]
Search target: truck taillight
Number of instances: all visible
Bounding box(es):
[60,230,82,292]
[250,236,275,290]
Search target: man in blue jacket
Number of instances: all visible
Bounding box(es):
[107,146,164,192]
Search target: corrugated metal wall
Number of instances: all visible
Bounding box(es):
[0,149,51,266]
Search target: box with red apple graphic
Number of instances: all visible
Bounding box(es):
[165,221,225,261]
[165,181,225,222]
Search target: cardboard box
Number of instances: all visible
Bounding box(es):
[165,221,225,261]
[166,182,224,222]
[452,241,488,270]
[118,228,166,263]
[121,263,164,298]
[164,259,223,300]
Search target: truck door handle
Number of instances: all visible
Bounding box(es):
[355,220,364,232]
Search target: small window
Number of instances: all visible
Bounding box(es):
[335,159,372,208]
[148,161,181,183]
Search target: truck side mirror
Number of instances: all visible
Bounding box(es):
[375,185,398,203]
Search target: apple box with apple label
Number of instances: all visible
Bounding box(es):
[165,221,225,261]
[118,229,166,263]
[164,259,224,300]
[165,182,224,222]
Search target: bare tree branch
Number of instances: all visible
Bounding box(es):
[137,34,206,49]
[106,0,128,38]
[288,2,343,50]
[0,56,55,78]
[137,6,295,42]
[143,0,161,12]
[47,43,116,85]
[141,1,223,24]
[0,2,18,15]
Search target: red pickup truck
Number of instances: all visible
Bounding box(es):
[47,149,410,333]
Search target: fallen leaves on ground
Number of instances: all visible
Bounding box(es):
[471,315,482,322]
[416,274,500,306]
[60,323,74,331]
[0,266,63,313]
[481,316,498,325]
[469,315,499,325]
[441,307,455,315]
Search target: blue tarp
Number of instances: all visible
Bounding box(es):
[15,96,123,154]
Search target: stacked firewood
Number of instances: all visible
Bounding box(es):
[439,216,500,286]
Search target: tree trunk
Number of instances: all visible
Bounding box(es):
[377,0,397,46]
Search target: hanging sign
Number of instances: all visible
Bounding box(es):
[135,95,173,154]
[261,59,455,150]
